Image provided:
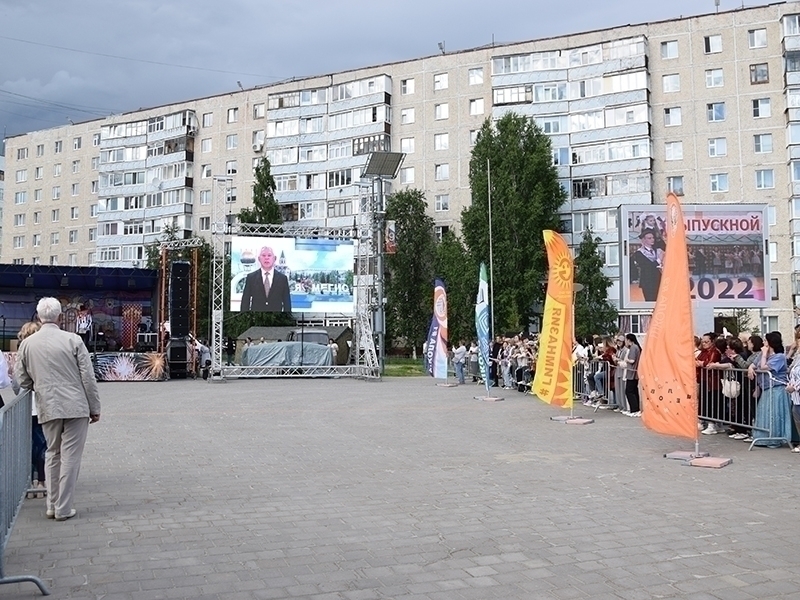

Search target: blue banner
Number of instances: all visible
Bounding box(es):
[475,263,491,393]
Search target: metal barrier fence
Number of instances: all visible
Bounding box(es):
[0,391,49,594]
[570,361,793,450]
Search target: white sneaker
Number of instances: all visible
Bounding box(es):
[621,410,631,416]
[701,425,718,435]
[631,411,642,417]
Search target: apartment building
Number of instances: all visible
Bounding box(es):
[2,2,799,333]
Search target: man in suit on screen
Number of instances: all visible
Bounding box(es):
[240,246,292,312]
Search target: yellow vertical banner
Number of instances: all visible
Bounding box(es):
[532,231,574,408]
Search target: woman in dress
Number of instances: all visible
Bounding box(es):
[749,331,792,448]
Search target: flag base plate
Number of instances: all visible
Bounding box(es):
[550,415,594,424]
[474,395,504,402]
[687,456,733,468]
[665,451,710,460]
[436,383,459,387]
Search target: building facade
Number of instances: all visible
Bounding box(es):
[3,2,800,333]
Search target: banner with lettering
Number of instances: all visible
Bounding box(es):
[425,279,449,380]
[532,231,574,408]
[475,263,491,394]
[640,194,698,439]
[620,204,769,309]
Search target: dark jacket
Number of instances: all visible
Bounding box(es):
[240,269,292,313]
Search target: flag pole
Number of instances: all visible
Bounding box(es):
[487,158,495,341]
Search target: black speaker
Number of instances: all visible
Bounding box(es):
[169,345,187,363]
[170,261,191,337]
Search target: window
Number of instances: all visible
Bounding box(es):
[69,230,78,244]
[34,189,42,202]
[16,169,27,183]
[253,103,265,119]
[470,130,479,145]
[227,107,239,123]
[71,183,79,196]
[770,278,779,301]
[14,191,26,205]
[710,173,729,192]
[400,167,415,184]
[664,107,682,126]
[52,186,61,200]
[91,157,99,170]
[51,209,60,222]
[768,205,777,226]
[54,140,62,154]
[469,98,485,115]
[434,194,450,211]
[750,63,769,84]
[70,206,79,219]
[72,160,80,174]
[434,164,450,181]
[756,169,774,189]
[33,234,41,246]
[665,141,683,161]
[754,134,773,153]
[400,108,415,124]
[401,78,415,95]
[53,163,62,177]
[199,217,211,231]
[200,190,211,205]
[226,134,238,150]
[434,133,449,150]
[50,232,59,245]
[202,164,211,178]
[33,211,41,224]
[92,134,100,147]
[91,181,98,194]
[226,187,237,203]
[752,98,771,118]
[704,35,722,53]
[708,137,727,157]
[400,137,415,153]
[667,176,684,196]
[226,160,237,175]
[201,138,212,153]
[433,73,449,90]
[89,228,96,241]
[434,103,449,120]
[435,226,450,241]
[12,258,24,265]
[707,102,726,122]
[13,236,24,249]
[34,166,43,180]
[769,241,778,263]
[73,137,81,150]
[468,67,484,85]
[661,40,678,59]
[17,147,28,160]
[705,68,724,88]
[36,144,44,156]
[749,28,767,48]
[662,74,680,93]
[202,112,213,127]
[14,214,25,226]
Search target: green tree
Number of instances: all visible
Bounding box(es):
[462,113,566,334]
[434,230,475,346]
[384,188,436,353]
[573,229,618,339]
[238,157,282,224]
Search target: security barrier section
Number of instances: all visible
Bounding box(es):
[0,391,50,595]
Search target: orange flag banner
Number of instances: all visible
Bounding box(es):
[640,193,698,439]
[532,231,574,408]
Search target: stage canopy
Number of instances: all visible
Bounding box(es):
[0,264,158,292]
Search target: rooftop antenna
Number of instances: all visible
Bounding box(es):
[715,0,720,13]
[237,81,244,91]
[437,41,445,54]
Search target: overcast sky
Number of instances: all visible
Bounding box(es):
[0,0,778,144]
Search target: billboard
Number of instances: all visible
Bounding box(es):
[230,236,355,314]
[620,204,769,309]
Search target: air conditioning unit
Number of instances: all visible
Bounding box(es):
[252,142,263,152]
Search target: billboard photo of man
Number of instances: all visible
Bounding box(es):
[239,246,292,313]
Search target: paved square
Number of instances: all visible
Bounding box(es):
[4,377,800,599]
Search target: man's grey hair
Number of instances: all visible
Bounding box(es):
[36,297,63,324]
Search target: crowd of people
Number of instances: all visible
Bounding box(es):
[449,325,800,450]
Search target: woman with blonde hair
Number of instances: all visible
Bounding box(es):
[15,321,44,497]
